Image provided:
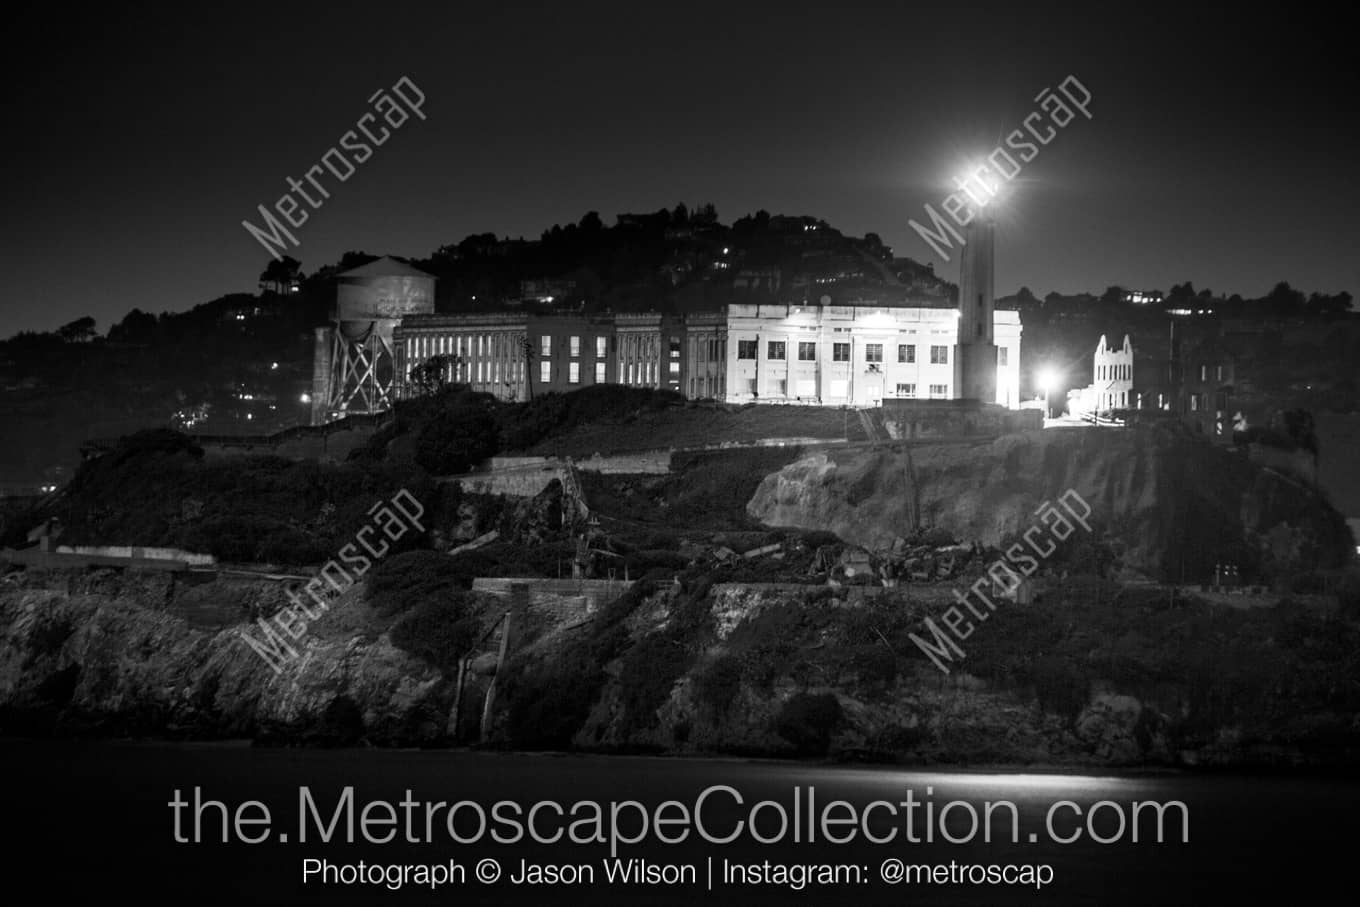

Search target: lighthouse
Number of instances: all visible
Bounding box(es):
[953,208,998,403]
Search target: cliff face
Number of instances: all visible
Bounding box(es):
[0,573,452,744]
[511,580,1360,769]
[746,425,1351,580]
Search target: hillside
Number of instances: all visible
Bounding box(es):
[2,392,1358,766]
[747,423,1353,583]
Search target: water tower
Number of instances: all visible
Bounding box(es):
[310,256,435,424]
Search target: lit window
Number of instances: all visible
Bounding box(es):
[595,361,606,383]
[898,344,915,363]
[569,362,580,383]
[833,343,850,362]
[669,362,680,375]
[767,341,786,360]
[798,342,816,361]
[896,383,916,397]
[539,361,551,383]
[737,340,758,360]
[670,338,681,359]
[596,336,607,357]
[570,336,581,357]
[930,345,948,364]
[797,378,816,396]
[865,344,883,363]
[540,336,552,357]
[830,379,849,397]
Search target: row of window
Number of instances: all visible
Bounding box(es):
[1098,362,1131,381]
[540,335,611,358]
[736,341,959,364]
[742,379,951,399]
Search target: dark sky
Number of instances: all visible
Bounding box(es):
[4,1,1357,336]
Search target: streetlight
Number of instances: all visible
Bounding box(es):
[1036,367,1060,418]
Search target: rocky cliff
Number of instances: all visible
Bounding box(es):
[746,424,1351,581]
[0,571,453,744]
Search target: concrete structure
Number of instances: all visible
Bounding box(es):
[954,213,998,404]
[392,311,729,402]
[723,302,1021,407]
[394,312,528,400]
[1071,334,1135,416]
[311,257,436,423]
[880,398,1041,440]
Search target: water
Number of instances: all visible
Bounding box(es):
[5,738,1354,904]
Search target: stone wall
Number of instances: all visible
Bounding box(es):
[472,577,634,620]
[880,399,1041,441]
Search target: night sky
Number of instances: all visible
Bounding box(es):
[4,2,1356,335]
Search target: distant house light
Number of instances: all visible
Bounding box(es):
[300,392,311,404]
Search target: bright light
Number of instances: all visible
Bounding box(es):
[954,164,1001,207]
[300,392,311,404]
[1037,367,1060,394]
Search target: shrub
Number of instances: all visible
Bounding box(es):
[366,550,466,616]
[390,598,480,673]
[774,693,843,756]
[414,404,499,475]
[694,655,743,717]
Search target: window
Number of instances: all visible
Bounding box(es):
[767,341,786,360]
[669,362,680,375]
[896,383,916,397]
[796,378,816,396]
[570,336,581,357]
[745,378,757,395]
[539,361,551,383]
[998,347,1008,366]
[569,362,580,383]
[596,336,607,358]
[929,383,948,398]
[540,336,552,357]
[1215,365,1223,381]
[829,379,849,397]
[898,344,915,363]
[798,341,816,361]
[865,343,883,363]
[669,338,681,359]
[774,378,787,396]
[930,345,948,364]
[594,361,606,383]
[737,340,758,360]
[833,343,850,362]
[1200,365,1208,381]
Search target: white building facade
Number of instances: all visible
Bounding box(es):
[1070,333,1134,415]
[723,303,1022,408]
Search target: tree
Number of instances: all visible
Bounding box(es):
[57,316,97,343]
[259,256,302,294]
[413,402,498,475]
[408,355,460,396]
[1264,281,1306,314]
[109,309,158,343]
[520,334,537,401]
